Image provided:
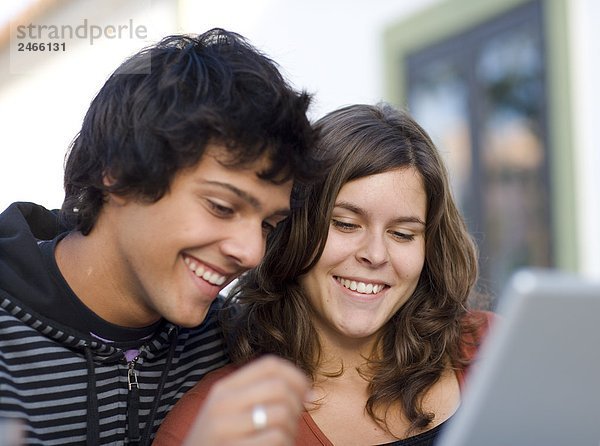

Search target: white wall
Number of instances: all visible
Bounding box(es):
[569,0,600,278]
[179,0,437,119]
[0,0,175,210]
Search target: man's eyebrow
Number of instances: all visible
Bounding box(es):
[202,180,262,209]
[334,201,426,226]
[202,180,291,217]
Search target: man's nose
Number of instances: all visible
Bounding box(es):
[219,221,266,270]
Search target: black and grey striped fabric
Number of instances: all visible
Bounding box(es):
[0,295,228,445]
[0,202,231,445]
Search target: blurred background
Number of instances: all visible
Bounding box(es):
[1,0,598,300]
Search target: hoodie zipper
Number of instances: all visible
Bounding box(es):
[127,354,141,442]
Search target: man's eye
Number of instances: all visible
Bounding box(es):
[207,200,234,217]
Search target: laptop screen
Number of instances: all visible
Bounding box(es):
[436,268,600,446]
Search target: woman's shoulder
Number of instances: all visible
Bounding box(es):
[456,310,496,384]
[461,309,496,336]
[461,310,496,348]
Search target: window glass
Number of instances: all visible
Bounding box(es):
[406,0,551,299]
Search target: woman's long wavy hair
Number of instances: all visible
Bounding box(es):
[225,103,480,433]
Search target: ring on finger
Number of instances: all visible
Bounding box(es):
[251,404,268,431]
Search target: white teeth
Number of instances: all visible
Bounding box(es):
[336,277,384,295]
[184,257,226,286]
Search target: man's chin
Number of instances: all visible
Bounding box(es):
[171,307,211,328]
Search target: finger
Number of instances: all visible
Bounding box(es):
[185,401,300,445]
[225,429,296,446]
[218,356,310,397]
[245,401,301,438]
[203,380,305,437]
[183,357,311,446]
[224,373,308,413]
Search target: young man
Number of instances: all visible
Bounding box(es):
[0,29,319,445]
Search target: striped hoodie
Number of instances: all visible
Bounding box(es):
[0,202,229,445]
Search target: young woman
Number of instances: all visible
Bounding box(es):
[155,103,493,446]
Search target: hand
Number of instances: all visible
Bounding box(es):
[183,356,311,446]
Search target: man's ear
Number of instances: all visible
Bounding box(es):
[102,170,116,187]
[103,172,129,205]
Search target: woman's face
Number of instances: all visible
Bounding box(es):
[300,167,427,344]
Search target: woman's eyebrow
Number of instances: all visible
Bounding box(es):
[334,201,426,226]
[333,201,364,215]
[391,216,426,227]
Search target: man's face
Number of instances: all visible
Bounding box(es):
[104,144,292,327]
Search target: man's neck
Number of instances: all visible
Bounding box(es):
[54,227,160,328]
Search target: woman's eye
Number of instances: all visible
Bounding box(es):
[391,231,415,241]
[331,219,359,231]
[207,200,234,217]
[262,221,276,235]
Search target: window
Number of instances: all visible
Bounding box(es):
[383,0,579,305]
[389,0,559,299]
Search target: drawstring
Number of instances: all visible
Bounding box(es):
[139,327,179,446]
[83,328,178,445]
[84,345,99,446]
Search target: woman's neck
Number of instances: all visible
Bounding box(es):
[314,322,379,369]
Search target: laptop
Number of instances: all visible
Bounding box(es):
[436,268,600,446]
